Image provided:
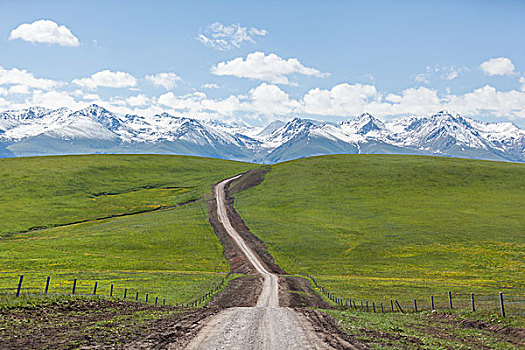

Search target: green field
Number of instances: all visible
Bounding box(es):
[234,155,525,310]
[0,155,252,303]
[0,154,251,237]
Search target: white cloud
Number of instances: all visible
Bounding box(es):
[203,83,219,89]
[415,73,430,84]
[126,94,150,106]
[198,22,267,50]
[519,77,525,92]
[211,52,329,85]
[9,20,79,47]
[145,72,181,90]
[299,83,378,116]
[480,57,516,76]
[31,90,83,110]
[444,85,525,120]
[8,85,30,94]
[0,66,62,90]
[73,70,137,90]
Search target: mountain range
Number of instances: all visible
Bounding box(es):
[1,104,523,163]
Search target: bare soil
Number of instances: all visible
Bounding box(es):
[0,299,218,350]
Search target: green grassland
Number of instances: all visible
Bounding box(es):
[234,155,525,310]
[0,154,251,237]
[0,154,253,303]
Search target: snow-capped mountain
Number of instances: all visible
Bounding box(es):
[0,105,523,163]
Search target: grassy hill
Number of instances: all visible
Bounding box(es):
[234,155,525,310]
[0,154,253,303]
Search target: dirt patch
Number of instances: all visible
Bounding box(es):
[424,313,525,348]
[207,276,262,308]
[279,275,333,309]
[0,298,220,350]
[298,308,368,350]
[122,307,221,350]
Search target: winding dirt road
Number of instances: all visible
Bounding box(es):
[185,175,330,350]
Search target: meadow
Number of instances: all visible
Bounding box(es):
[234,155,525,310]
[0,154,253,303]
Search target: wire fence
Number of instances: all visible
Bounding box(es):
[302,273,525,317]
[1,273,233,308]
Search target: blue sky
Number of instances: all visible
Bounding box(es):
[1,0,524,126]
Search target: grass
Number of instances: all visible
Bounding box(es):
[325,308,523,349]
[0,154,254,304]
[0,154,252,237]
[234,155,525,313]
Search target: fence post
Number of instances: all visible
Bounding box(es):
[163,299,166,306]
[155,297,158,306]
[124,288,127,299]
[16,275,24,297]
[414,299,418,312]
[431,295,435,310]
[390,299,394,312]
[372,302,376,313]
[499,292,506,317]
[381,302,384,313]
[448,291,453,309]
[72,279,77,295]
[366,301,369,312]
[110,284,113,297]
[146,293,149,302]
[44,276,50,294]
[352,301,356,309]
[136,292,139,301]
[93,282,98,295]
[471,293,475,312]
[395,300,404,313]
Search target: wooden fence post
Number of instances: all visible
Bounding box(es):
[366,301,369,312]
[136,291,139,301]
[124,288,127,299]
[499,292,506,317]
[381,302,384,313]
[72,279,77,295]
[372,302,376,313]
[390,299,394,312]
[163,299,166,306]
[146,293,149,302]
[395,300,404,313]
[110,284,113,297]
[431,295,435,310]
[471,293,475,312]
[155,297,158,306]
[414,299,418,312]
[93,282,98,295]
[44,276,50,294]
[448,291,453,309]
[16,275,24,297]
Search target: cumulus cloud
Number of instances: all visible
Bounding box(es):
[0,66,62,90]
[198,22,267,50]
[211,52,329,85]
[480,57,516,76]
[145,72,182,90]
[299,83,378,116]
[9,20,79,47]
[519,77,525,92]
[73,70,137,89]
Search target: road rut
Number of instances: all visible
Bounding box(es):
[185,175,330,349]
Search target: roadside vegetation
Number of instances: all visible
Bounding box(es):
[234,155,525,311]
[0,154,253,303]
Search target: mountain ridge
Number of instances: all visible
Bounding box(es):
[1,104,523,163]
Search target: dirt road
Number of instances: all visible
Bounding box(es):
[185,175,331,350]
